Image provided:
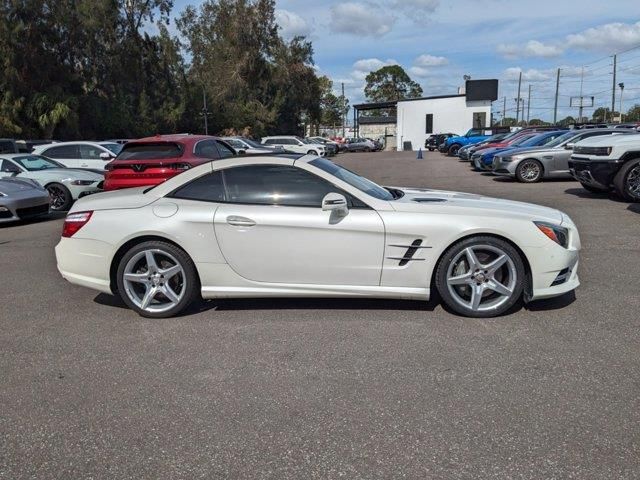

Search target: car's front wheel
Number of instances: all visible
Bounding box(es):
[516,159,543,183]
[116,241,200,318]
[46,183,73,211]
[435,236,525,318]
[448,144,461,156]
[613,159,640,202]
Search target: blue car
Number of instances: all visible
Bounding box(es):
[472,130,567,171]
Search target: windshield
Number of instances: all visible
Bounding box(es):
[310,158,394,201]
[519,132,559,147]
[243,138,265,149]
[12,155,65,170]
[544,131,576,148]
[100,142,123,155]
[226,139,245,149]
[509,134,537,146]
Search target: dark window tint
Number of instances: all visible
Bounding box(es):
[170,171,225,202]
[223,165,341,207]
[0,140,17,153]
[425,114,433,134]
[194,140,219,159]
[117,143,183,160]
[216,141,236,158]
[0,159,21,173]
[263,139,275,145]
[79,144,104,159]
[43,145,79,158]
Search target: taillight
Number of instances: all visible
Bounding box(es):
[62,211,93,238]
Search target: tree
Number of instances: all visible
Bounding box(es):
[318,76,349,126]
[364,65,423,103]
[500,117,517,127]
[625,104,640,122]
[528,118,544,126]
[558,116,576,127]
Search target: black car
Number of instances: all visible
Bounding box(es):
[425,133,455,151]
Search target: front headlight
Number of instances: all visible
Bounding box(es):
[534,221,569,248]
[70,180,96,186]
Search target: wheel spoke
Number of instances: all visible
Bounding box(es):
[124,272,150,284]
[448,272,473,285]
[485,254,507,274]
[160,264,181,280]
[140,286,158,309]
[486,279,513,297]
[464,247,482,270]
[161,284,180,304]
[145,251,158,272]
[469,284,484,310]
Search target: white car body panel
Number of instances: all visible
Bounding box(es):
[32,142,117,170]
[55,155,580,304]
[261,136,326,156]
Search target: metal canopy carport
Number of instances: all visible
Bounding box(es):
[352,101,397,138]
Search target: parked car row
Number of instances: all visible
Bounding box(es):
[439,125,640,202]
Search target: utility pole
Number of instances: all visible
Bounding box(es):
[578,66,585,122]
[526,84,531,124]
[201,86,210,135]
[515,71,522,124]
[502,96,506,126]
[553,68,560,124]
[611,54,617,120]
[619,82,625,123]
[341,82,346,138]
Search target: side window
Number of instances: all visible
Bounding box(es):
[194,140,219,159]
[223,165,346,207]
[43,145,79,158]
[0,159,21,173]
[425,114,433,134]
[263,139,275,145]
[79,144,103,159]
[0,141,16,153]
[215,141,236,159]
[169,171,225,202]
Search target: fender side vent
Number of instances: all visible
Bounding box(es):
[412,198,446,203]
[399,239,423,266]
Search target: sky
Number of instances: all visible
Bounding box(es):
[172,0,640,122]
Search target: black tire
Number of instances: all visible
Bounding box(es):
[307,150,318,156]
[428,147,435,151]
[447,144,461,156]
[613,158,640,202]
[46,182,73,211]
[435,236,526,318]
[364,147,371,152]
[116,240,200,318]
[515,159,543,183]
[580,183,610,194]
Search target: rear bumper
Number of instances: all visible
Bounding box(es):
[55,237,114,294]
[568,158,620,189]
[104,175,173,191]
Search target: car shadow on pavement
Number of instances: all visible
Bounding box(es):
[525,291,576,312]
[93,292,439,315]
[564,188,626,202]
[628,203,640,214]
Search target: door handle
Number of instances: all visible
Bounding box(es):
[226,215,256,227]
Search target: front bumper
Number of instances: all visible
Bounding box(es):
[0,191,50,223]
[492,157,517,176]
[568,157,621,189]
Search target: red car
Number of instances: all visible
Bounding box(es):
[103,134,236,191]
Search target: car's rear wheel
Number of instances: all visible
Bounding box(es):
[580,183,610,194]
[435,236,525,318]
[116,241,200,318]
[516,159,543,183]
[448,144,461,156]
[46,183,73,211]
[613,159,640,202]
[307,150,318,156]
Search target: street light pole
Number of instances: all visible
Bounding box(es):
[619,82,625,123]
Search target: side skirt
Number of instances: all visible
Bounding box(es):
[201,284,430,301]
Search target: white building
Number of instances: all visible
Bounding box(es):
[396,94,492,151]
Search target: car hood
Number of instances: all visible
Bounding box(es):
[0,177,41,193]
[70,186,157,212]
[389,187,564,224]
[575,134,640,147]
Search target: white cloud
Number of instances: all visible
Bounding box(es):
[351,57,398,80]
[409,66,430,78]
[330,3,396,37]
[567,21,640,52]
[392,0,439,14]
[414,54,449,67]
[504,67,551,83]
[497,40,564,59]
[275,9,312,38]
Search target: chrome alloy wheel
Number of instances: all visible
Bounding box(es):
[446,245,518,313]
[122,249,186,313]
[627,164,640,199]
[519,161,541,181]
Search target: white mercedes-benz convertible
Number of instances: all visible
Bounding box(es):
[55,154,580,318]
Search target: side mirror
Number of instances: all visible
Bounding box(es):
[100,152,112,160]
[322,192,348,215]
[565,143,575,150]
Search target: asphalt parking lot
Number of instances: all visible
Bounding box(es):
[2,150,639,479]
